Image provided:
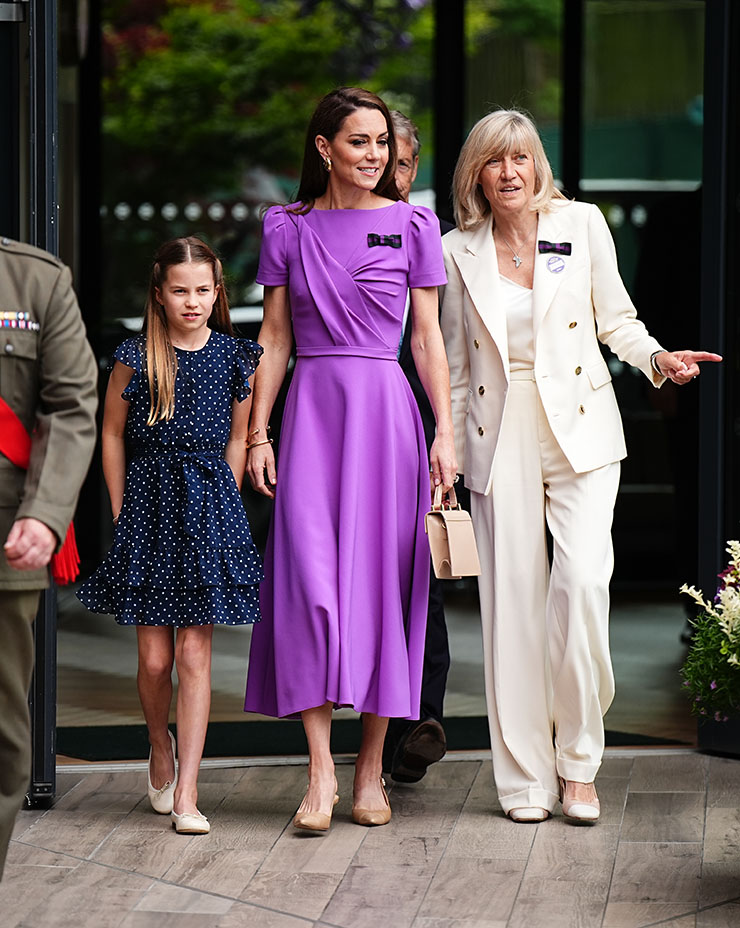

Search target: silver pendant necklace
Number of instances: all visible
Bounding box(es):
[498,228,535,269]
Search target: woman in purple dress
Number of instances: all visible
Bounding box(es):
[244,88,456,831]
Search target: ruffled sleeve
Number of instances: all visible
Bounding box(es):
[407,205,447,289]
[110,336,145,400]
[255,205,289,286]
[233,338,264,402]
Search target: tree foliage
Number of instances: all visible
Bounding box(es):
[98,0,564,320]
[102,0,434,200]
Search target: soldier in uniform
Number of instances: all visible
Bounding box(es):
[0,237,97,877]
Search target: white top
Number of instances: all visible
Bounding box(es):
[500,275,534,370]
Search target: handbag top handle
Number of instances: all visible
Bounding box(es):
[432,483,460,511]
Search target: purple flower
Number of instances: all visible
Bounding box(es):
[715,711,723,721]
[711,680,718,690]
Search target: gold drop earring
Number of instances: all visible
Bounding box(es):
[323,156,332,173]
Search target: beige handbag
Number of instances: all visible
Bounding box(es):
[425,484,481,580]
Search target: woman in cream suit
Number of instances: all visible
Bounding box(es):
[440,109,721,824]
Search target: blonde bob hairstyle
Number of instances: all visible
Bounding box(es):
[452,109,566,230]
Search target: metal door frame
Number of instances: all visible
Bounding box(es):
[0,0,59,806]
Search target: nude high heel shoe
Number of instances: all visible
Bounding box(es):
[352,778,391,827]
[293,781,340,833]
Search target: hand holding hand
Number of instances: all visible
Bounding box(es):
[4,518,57,571]
[655,349,723,385]
[247,443,277,499]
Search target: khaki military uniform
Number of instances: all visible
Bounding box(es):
[0,238,97,876]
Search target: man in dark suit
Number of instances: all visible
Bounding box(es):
[0,238,97,877]
[383,112,453,782]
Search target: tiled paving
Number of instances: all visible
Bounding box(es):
[3,749,739,927]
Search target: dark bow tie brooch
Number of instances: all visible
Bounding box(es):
[538,240,571,255]
[538,240,571,273]
[367,233,402,248]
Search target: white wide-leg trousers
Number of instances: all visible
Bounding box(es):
[471,373,620,813]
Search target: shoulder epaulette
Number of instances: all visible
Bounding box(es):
[0,237,64,268]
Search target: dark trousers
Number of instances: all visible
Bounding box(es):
[387,570,450,749]
[419,571,449,723]
[0,590,37,878]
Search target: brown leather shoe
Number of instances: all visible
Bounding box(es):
[391,719,446,783]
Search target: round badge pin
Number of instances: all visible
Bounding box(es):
[547,255,566,274]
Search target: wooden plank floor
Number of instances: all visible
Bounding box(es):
[3,750,739,927]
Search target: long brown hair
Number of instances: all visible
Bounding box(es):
[143,237,233,424]
[292,87,401,213]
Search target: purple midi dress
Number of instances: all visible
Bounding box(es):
[244,200,446,719]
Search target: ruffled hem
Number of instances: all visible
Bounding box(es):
[78,582,261,626]
[234,338,263,402]
[81,542,263,590]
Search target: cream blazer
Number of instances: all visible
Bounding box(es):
[440,200,666,495]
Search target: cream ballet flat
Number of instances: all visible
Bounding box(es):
[147,730,177,814]
[171,809,210,834]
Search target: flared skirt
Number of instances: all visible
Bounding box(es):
[244,354,430,718]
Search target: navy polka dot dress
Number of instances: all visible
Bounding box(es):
[77,331,263,627]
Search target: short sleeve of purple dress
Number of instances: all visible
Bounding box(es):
[244,201,446,719]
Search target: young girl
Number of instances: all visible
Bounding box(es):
[78,237,262,835]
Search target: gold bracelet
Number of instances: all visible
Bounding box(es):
[249,425,271,437]
[246,438,273,450]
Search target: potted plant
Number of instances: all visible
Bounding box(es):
[681,540,740,755]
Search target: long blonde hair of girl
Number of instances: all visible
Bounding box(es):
[143,237,234,425]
